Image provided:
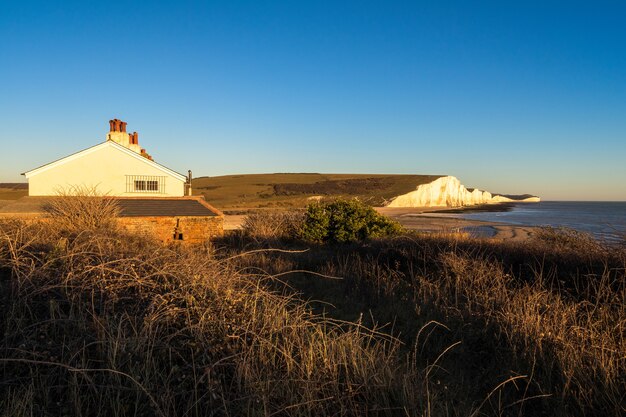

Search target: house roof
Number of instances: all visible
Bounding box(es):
[22,141,187,181]
[113,197,223,217]
[0,196,223,218]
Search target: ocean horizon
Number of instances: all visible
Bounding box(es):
[450,201,626,242]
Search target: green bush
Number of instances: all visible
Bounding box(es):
[300,199,402,243]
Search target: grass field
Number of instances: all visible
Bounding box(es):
[0,184,28,200]
[1,203,623,416]
[192,173,443,210]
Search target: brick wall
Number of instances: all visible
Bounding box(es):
[117,215,224,244]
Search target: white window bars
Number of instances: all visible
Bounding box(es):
[126,175,166,194]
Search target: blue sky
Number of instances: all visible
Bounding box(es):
[1,1,625,200]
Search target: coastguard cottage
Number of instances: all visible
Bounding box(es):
[20,119,223,243]
[24,119,190,197]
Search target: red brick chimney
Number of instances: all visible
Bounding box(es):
[109,119,128,132]
[107,119,147,156]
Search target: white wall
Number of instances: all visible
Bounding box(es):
[27,143,186,197]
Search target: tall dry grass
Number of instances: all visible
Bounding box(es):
[42,186,121,235]
[0,199,443,416]
[3,204,624,416]
[241,210,305,242]
[219,215,626,417]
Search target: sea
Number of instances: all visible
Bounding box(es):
[449,201,626,243]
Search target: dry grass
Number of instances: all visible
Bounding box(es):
[0,185,28,201]
[241,210,305,242]
[220,224,626,417]
[435,250,625,415]
[42,187,121,235]
[0,198,442,416]
[532,226,607,253]
[2,201,624,416]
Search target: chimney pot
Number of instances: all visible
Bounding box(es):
[121,121,127,133]
[109,120,114,131]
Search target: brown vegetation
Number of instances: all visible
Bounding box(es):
[224,211,626,417]
[1,205,624,416]
[241,210,304,242]
[0,184,28,190]
[272,178,401,196]
[1,199,433,416]
[0,184,28,201]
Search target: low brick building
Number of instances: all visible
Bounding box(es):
[115,197,224,243]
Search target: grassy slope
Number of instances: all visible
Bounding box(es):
[192,173,443,210]
[230,220,626,417]
[0,204,434,417]
[1,202,624,416]
[0,184,28,200]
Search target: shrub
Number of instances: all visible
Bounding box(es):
[300,199,402,243]
[43,186,120,235]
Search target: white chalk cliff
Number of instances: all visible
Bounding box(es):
[387,176,540,208]
[489,194,541,203]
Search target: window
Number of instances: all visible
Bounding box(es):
[126,175,166,193]
[147,180,158,191]
[134,180,146,191]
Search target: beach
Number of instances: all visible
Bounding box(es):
[375,207,536,241]
[222,206,537,241]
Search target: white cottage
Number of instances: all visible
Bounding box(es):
[23,119,190,197]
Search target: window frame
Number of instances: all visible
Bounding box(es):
[126,175,166,194]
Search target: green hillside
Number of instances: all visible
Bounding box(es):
[192,173,443,210]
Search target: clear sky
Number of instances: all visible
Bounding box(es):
[1,1,625,200]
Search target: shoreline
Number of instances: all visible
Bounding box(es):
[223,206,537,242]
[375,206,536,241]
